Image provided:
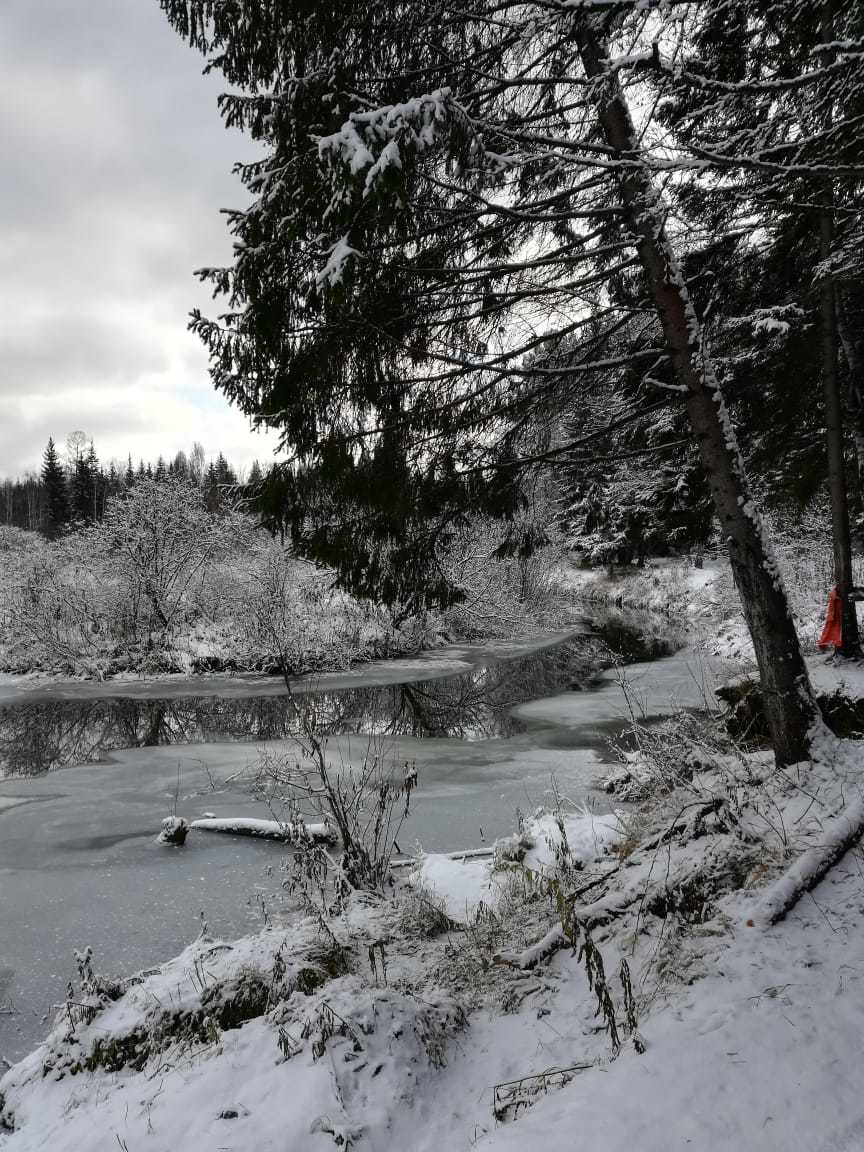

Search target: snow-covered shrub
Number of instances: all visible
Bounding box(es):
[10,535,124,674]
[2,481,436,676]
[238,547,369,674]
[0,527,46,667]
[95,477,245,635]
[256,728,418,896]
[6,481,248,674]
[395,883,454,938]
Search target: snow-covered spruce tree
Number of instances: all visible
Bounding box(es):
[159,0,825,763]
[40,437,69,539]
[70,442,99,524]
[655,0,864,654]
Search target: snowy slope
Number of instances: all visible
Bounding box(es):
[5,727,864,1152]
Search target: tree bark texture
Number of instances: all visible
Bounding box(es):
[835,286,864,489]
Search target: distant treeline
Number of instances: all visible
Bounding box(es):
[1,436,266,538]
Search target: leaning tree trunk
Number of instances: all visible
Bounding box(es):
[576,22,819,766]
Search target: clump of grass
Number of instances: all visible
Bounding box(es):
[395,884,455,938]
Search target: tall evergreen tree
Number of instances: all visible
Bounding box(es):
[204,462,220,512]
[86,442,103,521]
[657,0,864,655]
[172,450,190,480]
[70,443,97,522]
[156,0,864,762]
[40,437,69,538]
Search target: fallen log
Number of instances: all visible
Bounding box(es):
[749,797,864,927]
[189,817,337,845]
[495,923,567,970]
[498,831,759,968]
[389,847,495,870]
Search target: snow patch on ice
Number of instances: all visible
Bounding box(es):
[411,809,622,922]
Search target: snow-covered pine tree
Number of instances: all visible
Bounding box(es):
[158,0,834,762]
[70,445,97,523]
[40,437,69,538]
[655,0,864,654]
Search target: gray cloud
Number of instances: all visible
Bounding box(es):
[0,0,276,478]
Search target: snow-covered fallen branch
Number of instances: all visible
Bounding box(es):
[749,797,864,927]
[498,826,759,969]
[495,923,567,970]
[390,847,494,870]
[189,816,337,844]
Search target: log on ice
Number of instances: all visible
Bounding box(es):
[189,817,337,845]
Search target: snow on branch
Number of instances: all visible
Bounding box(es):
[315,235,362,287]
[316,89,452,196]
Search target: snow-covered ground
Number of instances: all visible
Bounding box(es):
[3,730,864,1152]
[560,551,847,664]
[4,554,864,1150]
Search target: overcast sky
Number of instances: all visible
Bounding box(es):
[1,0,278,479]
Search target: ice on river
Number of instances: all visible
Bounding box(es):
[0,629,724,1063]
[513,646,728,727]
[0,627,587,707]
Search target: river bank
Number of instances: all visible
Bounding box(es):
[0,627,591,707]
[0,618,668,1063]
[3,582,864,1151]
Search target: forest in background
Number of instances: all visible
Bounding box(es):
[0,434,262,535]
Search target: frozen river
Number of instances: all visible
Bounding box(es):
[0,618,725,1062]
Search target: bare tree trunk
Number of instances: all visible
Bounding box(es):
[576,22,818,765]
[817,3,859,656]
[835,286,864,488]
[819,204,860,656]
